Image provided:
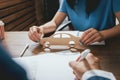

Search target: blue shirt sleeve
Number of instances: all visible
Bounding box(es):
[113,0,120,13]
[88,76,110,80]
[58,0,67,13]
[0,44,28,80]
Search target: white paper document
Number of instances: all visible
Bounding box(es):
[14,51,80,80]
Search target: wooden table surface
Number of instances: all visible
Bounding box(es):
[4,31,120,79]
[4,31,29,57]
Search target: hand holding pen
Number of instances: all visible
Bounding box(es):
[76,49,91,62]
[69,49,100,80]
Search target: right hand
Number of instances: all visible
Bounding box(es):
[69,53,100,80]
[28,26,43,42]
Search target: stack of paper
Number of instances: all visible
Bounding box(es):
[14,51,80,80]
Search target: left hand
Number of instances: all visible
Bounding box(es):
[80,28,104,45]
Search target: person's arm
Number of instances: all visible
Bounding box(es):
[81,0,120,45]
[81,70,116,80]
[80,11,120,45]
[0,44,28,80]
[100,11,120,40]
[28,12,67,42]
[40,12,67,34]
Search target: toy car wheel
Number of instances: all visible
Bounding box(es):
[44,48,51,52]
[69,41,75,48]
[70,47,77,52]
[44,41,50,48]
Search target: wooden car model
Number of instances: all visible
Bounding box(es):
[40,33,85,51]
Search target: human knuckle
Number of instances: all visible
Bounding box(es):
[32,32,36,35]
[93,58,99,63]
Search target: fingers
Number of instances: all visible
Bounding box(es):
[69,61,82,80]
[69,61,78,69]
[81,28,97,44]
[76,55,81,61]
[69,53,101,80]
[74,72,81,80]
[69,61,83,73]
[84,33,101,45]
[69,60,89,79]
[85,53,100,69]
[81,28,92,41]
[80,28,103,45]
[28,26,43,42]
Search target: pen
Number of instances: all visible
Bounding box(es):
[77,49,91,61]
[74,49,91,80]
[20,44,29,57]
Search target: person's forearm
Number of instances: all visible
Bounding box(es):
[100,24,120,40]
[39,21,57,34]
[38,12,67,34]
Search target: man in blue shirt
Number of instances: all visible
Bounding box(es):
[28,0,120,45]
